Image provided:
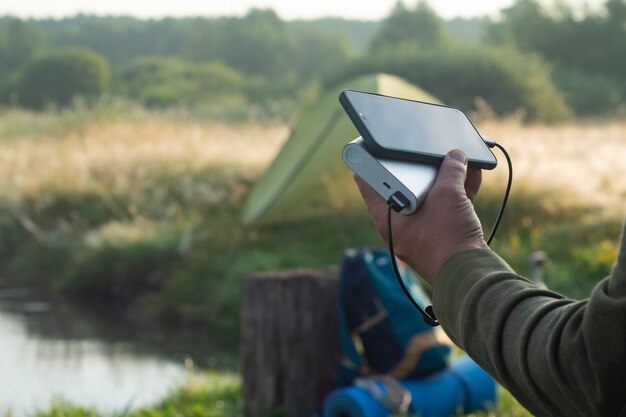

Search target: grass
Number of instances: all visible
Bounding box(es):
[28,372,533,417]
[28,372,242,417]
[0,105,294,332]
[2,103,626,416]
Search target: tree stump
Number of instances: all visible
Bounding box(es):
[241,267,342,417]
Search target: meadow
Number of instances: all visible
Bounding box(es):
[1,101,625,416]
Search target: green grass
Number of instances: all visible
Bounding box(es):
[29,372,242,417]
[475,186,622,299]
[28,372,534,417]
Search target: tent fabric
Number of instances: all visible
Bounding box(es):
[241,73,440,226]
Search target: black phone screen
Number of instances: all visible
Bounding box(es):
[341,90,497,169]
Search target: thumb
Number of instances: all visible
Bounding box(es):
[434,149,468,192]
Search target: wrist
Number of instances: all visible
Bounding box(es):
[423,240,489,285]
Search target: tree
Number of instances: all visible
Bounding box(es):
[0,18,43,74]
[16,47,110,109]
[484,0,626,115]
[606,0,626,24]
[484,0,554,50]
[0,18,43,96]
[369,1,447,51]
[218,9,295,79]
[115,56,245,106]
[288,24,353,82]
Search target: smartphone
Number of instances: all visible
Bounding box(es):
[339,89,497,170]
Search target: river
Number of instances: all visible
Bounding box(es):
[0,285,235,416]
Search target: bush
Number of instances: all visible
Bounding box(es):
[552,66,625,116]
[324,42,571,122]
[115,57,247,107]
[16,47,109,109]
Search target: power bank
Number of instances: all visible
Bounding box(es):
[343,137,438,215]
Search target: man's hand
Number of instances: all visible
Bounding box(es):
[355,149,488,285]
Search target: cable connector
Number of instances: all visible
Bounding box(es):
[387,191,410,212]
[482,136,497,148]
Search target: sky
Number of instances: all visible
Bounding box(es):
[0,0,605,21]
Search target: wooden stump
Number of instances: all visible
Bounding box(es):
[241,267,342,417]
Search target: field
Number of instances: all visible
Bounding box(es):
[1,104,625,416]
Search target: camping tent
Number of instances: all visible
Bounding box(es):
[241,73,440,226]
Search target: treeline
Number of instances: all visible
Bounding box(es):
[328,0,626,120]
[0,10,355,115]
[1,0,625,120]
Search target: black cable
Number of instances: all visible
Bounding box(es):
[486,142,513,246]
[387,202,439,327]
[385,141,512,327]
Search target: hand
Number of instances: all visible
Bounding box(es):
[355,149,488,285]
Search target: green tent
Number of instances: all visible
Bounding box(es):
[241,73,440,226]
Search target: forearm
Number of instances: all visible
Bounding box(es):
[433,244,626,417]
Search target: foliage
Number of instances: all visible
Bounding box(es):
[486,0,626,80]
[27,12,353,86]
[297,17,380,52]
[114,57,247,107]
[287,23,354,82]
[325,42,571,121]
[551,66,624,116]
[369,0,448,51]
[485,0,626,115]
[185,9,294,79]
[0,18,43,75]
[15,48,110,109]
[1,3,625,117]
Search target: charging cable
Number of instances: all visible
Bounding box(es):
[483,138,513,246]
[386,201,440,326]
[386,139,512,327]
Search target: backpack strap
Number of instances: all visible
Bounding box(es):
[337,266,363,371]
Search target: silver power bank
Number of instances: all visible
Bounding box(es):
[343,137,438,215]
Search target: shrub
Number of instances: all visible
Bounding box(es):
[16,47,109,109]
[551,66,625,116]
[115,57,247,107]
[324,42,571,122]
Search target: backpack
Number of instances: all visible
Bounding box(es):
[336,248,451,385]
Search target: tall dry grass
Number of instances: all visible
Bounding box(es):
[2,112,624,217]
[476,118,626,219]
[0,120,288,201]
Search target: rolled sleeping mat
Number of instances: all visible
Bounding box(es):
[322,356,497,417]
[322,385,390,417]
[403,356,497,416]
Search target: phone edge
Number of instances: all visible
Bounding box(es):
[338,89,498,170]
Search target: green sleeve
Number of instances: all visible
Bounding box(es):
[432,224,626,417]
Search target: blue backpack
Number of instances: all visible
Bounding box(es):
[336,248,451,384]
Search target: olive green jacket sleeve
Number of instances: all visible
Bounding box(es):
[432,223,626,417]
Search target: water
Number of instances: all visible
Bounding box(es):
[0,286,234,416]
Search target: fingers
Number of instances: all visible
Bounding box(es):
[433,149,468,195]
[353,175,387,215]
[353,174,388,239]
[465,168,482,203]
[353,174,380,203]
